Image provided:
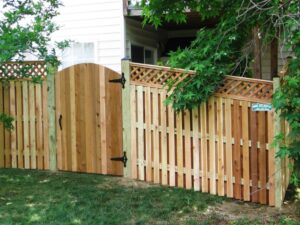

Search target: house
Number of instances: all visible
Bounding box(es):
[53,0,291,80]
[52,0,216,72]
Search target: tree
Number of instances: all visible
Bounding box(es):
[0,0,68,128]
[140,0,300,183]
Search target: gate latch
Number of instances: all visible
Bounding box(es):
[110,151,128,167]
[109,73,126,89]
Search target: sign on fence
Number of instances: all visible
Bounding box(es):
[251,103,273,111]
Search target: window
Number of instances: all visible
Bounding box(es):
[131,45,144,63]
[131,44,155,64]
[145,49,154,64]
[60,42,96,69]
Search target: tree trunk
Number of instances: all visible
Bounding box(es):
[253,27,262,79]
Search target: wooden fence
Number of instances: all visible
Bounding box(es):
[0,62,49,170]
[0,61,291,208]
[122,61,291,207]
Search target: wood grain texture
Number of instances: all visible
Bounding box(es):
[55,73,62,170]
[201,103,208,192]
[130,86,138,179]
[208,97,216,195]
[250,110,259,203]
[176,111,184,188]
[55,64,123,176]
[145,87,152,182]
[47,64,57,171]
[217,98,224,196]
[168,104,176,187]
[9,82,17,168]
[233,100,241,199]
[137,86,144,180]
[242,102,250,201]
[0,79,48,170]
[225,99,233,198]
[4,83,10,167]
[29,82,36,169]
[16,81,23,168]
[35,84,43,169]
[160,90,168,185]
[184,110,192,189]
[153,88,160,184]
[121,59,132,178]
[258,112,267,204]
[193,107,200,191]
[22,81,30,169]
[268,111,275,206]
[42,80,49,170]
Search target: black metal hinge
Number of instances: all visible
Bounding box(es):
[109,73,126,89]
[110,151,128,167]
[58,114,62,130]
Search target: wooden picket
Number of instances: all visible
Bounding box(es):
[126,62,292,207]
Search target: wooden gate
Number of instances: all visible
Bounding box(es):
[55,63,123,176]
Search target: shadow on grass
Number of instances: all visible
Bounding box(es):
[0,169,223,225]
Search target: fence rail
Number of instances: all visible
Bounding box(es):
[124,61,291,207]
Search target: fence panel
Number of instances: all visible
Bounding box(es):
[0,80,49,170]
[127,62,290,206]
[0,62,49,170]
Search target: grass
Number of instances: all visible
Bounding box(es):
[1,169,299,225]
[0,169,223,225]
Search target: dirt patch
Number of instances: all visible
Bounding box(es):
[115,177,160,189]
[96,175,300,224]
[96,176,160,189]
[201,200,300,224]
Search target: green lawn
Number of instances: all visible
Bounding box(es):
[0,169,299,225]
[0,169,223,225]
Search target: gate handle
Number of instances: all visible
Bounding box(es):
[59,114,62,130]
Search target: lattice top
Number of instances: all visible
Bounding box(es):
[130,62,274,103]
[130,62,195,87]
[0,61,47,79]
[215,76,273,103]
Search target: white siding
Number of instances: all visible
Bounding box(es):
[52,0,125,72]
[261,43,292,80]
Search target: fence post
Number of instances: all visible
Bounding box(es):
[273,77,283,208]
[47,63,57,171]
[121,58,132,178]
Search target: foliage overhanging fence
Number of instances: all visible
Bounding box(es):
[122,61,291,207]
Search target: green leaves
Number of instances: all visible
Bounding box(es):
[0,113,14,130]
[0,0,67,130]
[0,0,65,66]
[273,56,300,185]
[163,15,251,111]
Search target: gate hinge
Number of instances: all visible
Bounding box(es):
[110,151,128,167]
[109,73,126,89]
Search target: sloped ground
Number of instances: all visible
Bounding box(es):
[0,169,299,225]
